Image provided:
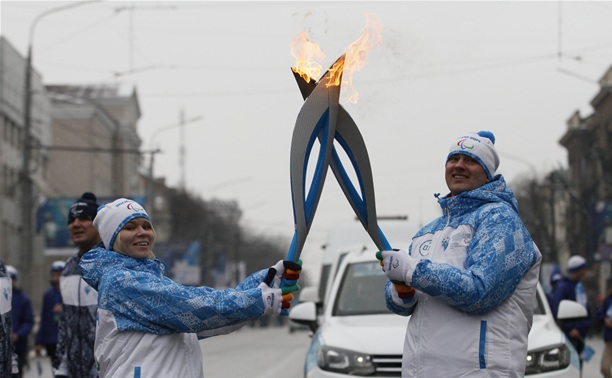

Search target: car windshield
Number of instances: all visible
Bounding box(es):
[332,261,390,316]
[332,260,548,317]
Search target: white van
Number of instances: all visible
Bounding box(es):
[291,248,587,378]
[311,217,419,309]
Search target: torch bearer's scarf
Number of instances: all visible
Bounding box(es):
[287,55,391,262]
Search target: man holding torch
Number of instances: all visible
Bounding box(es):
[379,131,541,377]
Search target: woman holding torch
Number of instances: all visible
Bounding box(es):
[79,198,300,378]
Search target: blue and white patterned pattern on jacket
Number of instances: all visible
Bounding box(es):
[79,247,267,377]
[385,175,541,378]
[80,247,266,334]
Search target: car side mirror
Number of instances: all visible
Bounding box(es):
[289,301,318,333]
[556,299,588,320]
[298,286,319,303]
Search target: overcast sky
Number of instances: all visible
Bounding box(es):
[2,1,612,262]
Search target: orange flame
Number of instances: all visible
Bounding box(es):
[290,32,325,83]
[339,14,384,103]
[291,14,383,103]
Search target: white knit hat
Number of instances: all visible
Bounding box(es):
[447,131,500,181]
[50,260,65,272]
[6,265,18,280]
[567,255,587,273]
[93,198,151,251]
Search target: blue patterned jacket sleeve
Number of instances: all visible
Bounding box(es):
[236,268,267,291]
[411,203,539,314]
[80,248,266,335]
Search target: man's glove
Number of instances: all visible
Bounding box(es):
[376,249,418,285]
[376,251,416,305]
[258,260,301,316]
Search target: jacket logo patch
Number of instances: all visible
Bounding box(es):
[419,240,432,256]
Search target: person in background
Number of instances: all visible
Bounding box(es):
[35,261,65,364]
[378,131,541,377]
[546,266,563,309]
[549,255,592,369]
[79,198,301,377]
[1,260,18,377]
[7,265,34,378]
[54,192,101,378]
[599,278,612,378]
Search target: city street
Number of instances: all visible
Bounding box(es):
[23,325,607,377]
[23,324,312,378]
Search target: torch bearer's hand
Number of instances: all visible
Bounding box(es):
[390,282,417,307]
[376,249,418,285]
[376,251,416,306]
[259,260,302,316]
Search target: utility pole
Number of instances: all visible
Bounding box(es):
[147,114,203,213]
[20,44,34,291]
[20,0,101,292]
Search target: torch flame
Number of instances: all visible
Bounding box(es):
[290,32,326,83]
[338,14,383,103]
[291,14,383,104]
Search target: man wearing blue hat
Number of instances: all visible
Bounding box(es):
[7,265,34,378]
[35,261,65,366]
[549,254,592,369]
[379,131,542,377]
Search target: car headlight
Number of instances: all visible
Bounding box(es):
[317,345,376,375]
[525,344,571,375]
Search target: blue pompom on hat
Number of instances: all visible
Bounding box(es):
[447,130,500,181]
[93,198,151,251]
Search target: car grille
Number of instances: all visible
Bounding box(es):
[371,354,403,377]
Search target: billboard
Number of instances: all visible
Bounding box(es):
[36,196,201,285]
[36,196,145,256]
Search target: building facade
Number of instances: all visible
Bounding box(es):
[0,37,51,286]
[559,65,612,293]
[44,84,143,199]
[0,35,145,304]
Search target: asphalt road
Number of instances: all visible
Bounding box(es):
[22,326,606,378]
[22,324,312,378]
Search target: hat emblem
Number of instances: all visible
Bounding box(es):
[457,139,475,150]
[126,202,144,212]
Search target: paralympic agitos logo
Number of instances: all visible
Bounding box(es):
[457,136,481,150]
[126,202,144,212]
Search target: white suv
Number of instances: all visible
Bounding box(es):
[290,249,586,377]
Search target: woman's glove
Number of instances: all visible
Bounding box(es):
[258,260,302,316]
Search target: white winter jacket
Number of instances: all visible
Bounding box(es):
[386,176,541,377]
[79,247,267,378]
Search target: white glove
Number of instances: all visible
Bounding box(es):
[381,249,419,285]
[258,282,283,315]
[258,260,301,315]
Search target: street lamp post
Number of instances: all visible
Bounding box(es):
[146,114,203,217]
[20,0,102,291]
